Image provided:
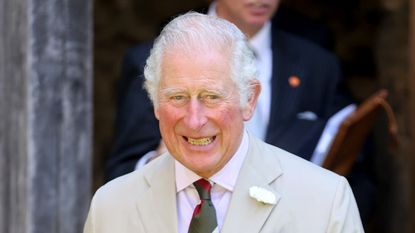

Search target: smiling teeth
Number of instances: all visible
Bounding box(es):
[188,137,213,146]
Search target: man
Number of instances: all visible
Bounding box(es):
[85,12,363,233]
[107,0,345,179]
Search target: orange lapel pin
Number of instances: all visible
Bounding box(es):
[288,75,301,87]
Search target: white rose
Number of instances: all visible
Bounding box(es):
[249,186,277,205]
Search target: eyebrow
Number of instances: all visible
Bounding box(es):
[160,87,228,96]
[159,87,185,96]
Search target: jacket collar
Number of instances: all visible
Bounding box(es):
[221,135,283,232]
[136,155,178,233]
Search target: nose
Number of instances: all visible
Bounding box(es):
[183,98,207,130]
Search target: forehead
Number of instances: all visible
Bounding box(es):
[160,47,234,89]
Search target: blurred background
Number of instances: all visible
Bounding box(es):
[1,0,414,232]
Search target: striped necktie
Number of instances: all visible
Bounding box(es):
[188,179,217,233]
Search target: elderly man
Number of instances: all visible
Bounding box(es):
[85,13,363,233]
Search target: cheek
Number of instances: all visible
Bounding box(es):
[215,106,244,128]
[157,105,181,128]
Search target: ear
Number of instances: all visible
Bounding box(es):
[154,105,160,120]
[242,79,261,121]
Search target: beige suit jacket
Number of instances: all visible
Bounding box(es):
[84,136,364,233]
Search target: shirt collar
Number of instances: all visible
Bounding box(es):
[249,22,272,61]
[207,1,218,17]
[175,129,249,192]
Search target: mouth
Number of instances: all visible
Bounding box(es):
[246,2,270,14]
[250,2,266,7]
[184,136,216,146]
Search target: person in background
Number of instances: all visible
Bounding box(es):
[106,0,376,225]
[85,12,364,233]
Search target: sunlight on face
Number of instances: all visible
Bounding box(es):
[155,48,254,178]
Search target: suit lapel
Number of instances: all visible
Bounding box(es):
[221,136,283,233]
[135,155,178,233]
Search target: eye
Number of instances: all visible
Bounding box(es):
[201,93,222,105]
[206,95,219,100]
[168,94,189,106]
[172,95,184,100]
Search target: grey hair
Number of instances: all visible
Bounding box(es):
[144,12,258,107]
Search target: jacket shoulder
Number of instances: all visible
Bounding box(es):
[253,137,343,188]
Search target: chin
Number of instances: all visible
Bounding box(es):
[248,17,268,26]
[185,156,220,175]
[246,12,270,21]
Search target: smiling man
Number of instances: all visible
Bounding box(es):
[84,12,363,233]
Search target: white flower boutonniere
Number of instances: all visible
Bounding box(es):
[249,186,277,205]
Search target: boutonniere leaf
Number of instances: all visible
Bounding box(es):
[249,186,276,205]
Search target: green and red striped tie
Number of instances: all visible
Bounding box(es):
[188,179,217,233]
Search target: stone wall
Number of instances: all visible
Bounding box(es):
[0,0,93,232]
[0,0,29,231]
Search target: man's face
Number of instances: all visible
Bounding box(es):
[155,48,256,178]
[216,0,280,33]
